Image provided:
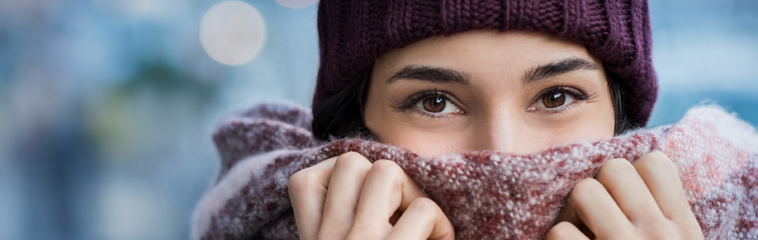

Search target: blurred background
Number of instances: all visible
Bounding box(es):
[0,0,755,239]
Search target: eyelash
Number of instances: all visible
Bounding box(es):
[396,85,590,118]
[396,88,461,119]
[530,85,590,114]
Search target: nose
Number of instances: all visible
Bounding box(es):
[474,112,516,153]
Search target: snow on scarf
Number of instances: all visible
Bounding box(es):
[192,102,758,240]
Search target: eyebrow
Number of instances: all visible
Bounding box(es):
[387,58,598,85]
[387,65,470,85]
[523,58,599,83]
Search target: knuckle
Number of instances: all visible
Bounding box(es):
[571,178,606,199]
[408,197,439,213]
[598,158,633,179]
[605,158,633,169]
[646,151,670,161]
[638,152,679,174]
[334,152,370,170]
[370,159,402,177]
[338,151,367,162]
[288,169,316,191]
[546,222,576,239]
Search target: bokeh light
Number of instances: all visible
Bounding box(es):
[199,1,266,66]
[275,0,318,9]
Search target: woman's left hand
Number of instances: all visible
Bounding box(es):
[546,152,704,240]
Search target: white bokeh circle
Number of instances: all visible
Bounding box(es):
[200,1,266,66]
[275,0,318,9]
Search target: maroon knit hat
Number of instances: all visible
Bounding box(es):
[313,0,657,127]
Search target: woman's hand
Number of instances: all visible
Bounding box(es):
[547,152,704,240]
[288,152,455,240]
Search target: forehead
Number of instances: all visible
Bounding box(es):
[374,30,597,77]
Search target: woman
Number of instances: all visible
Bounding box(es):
[193,0,758,239]
[292,0,701,239]
[294,29,701,239]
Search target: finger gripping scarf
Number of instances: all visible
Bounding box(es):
[192,103,758,240]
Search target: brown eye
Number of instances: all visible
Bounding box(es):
[542,92,566,108]
[422,96,446,113]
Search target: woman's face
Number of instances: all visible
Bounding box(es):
[364,30,615,156]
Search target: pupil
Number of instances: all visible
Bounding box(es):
[423,96,446,112]
[544,92,565,108]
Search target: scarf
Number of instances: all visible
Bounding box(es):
[192,102,758,240]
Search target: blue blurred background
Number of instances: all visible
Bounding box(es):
[0,0,755,239]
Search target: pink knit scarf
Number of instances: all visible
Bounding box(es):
[192,103,758,240]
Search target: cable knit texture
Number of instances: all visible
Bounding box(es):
[313,0,657,127]
[193,102,758,240]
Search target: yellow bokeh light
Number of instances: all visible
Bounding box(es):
[199,1,266,66]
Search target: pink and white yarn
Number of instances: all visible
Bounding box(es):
[192,102,758,240]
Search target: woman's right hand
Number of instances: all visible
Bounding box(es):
[288,152,455,240]
[546,152,703,240]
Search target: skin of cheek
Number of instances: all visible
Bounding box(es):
[382,117,477,156]
[519,102,615,154]
[387,132,474,157]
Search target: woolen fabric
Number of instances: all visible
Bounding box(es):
[313,0,657,127]
[192,102,758,240]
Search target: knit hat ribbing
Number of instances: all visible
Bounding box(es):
[313,0,657,127]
